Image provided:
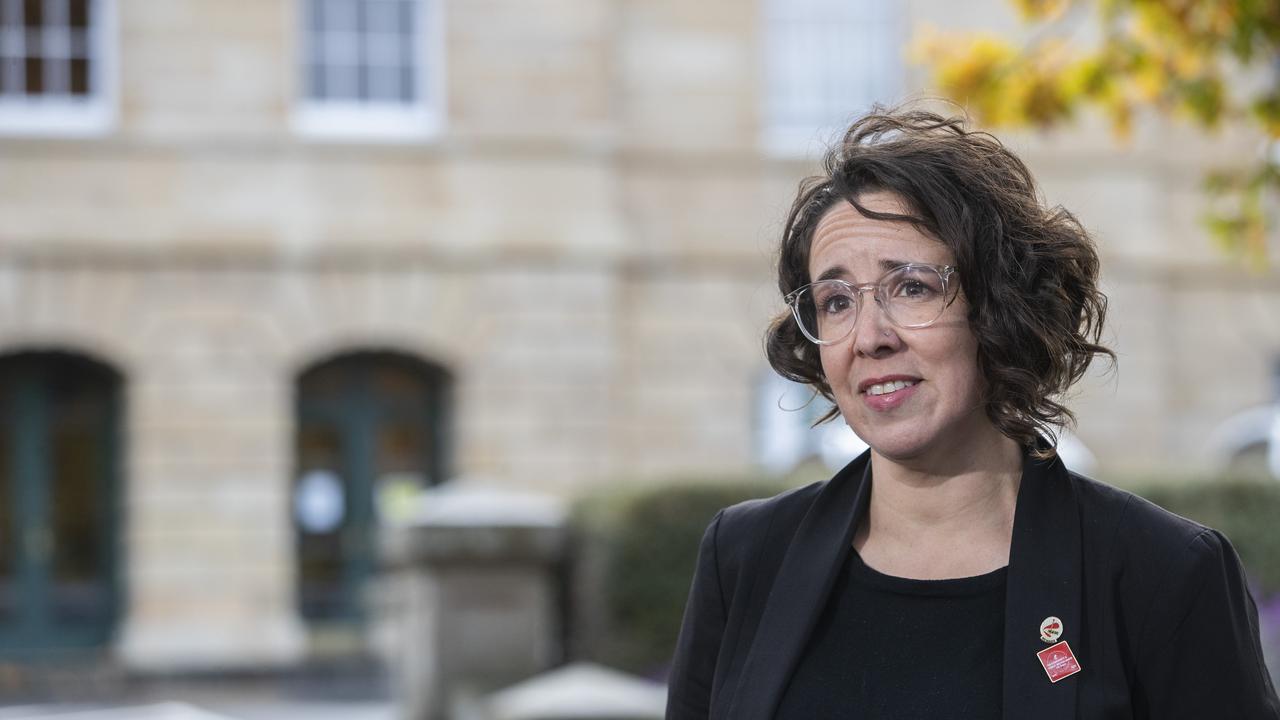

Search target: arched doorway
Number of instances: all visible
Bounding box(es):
[0,351,123,654]
[294,351,451,623]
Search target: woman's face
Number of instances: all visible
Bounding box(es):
[809,192,992,464]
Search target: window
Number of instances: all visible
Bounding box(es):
[755,371,867,474]
[761,0,902,155]
[0,0,114,135]
[295,0,443,140]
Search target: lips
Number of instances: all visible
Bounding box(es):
[858,375,922,412]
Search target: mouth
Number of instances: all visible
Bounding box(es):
[858,376,922,412]
[862,379,919,396]
[857,376,922,395]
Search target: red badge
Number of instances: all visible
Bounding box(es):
[1037,641,1082,683]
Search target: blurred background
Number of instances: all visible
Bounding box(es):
[0,0,1278,718]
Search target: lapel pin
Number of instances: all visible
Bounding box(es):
[1037,641,1082,683]
[1039,616,1063,644]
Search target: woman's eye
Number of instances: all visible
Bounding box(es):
[820,294,854,314]
[895,280,937,299]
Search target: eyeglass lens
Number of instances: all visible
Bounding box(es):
[794,265,949,343]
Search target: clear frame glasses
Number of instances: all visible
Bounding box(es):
[785,263,958,345]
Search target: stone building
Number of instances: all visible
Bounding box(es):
[0,0,1275,670]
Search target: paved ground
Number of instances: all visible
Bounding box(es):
[0,658,398,720]
[0,701,395,720]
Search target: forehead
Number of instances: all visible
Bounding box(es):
[808,192,952,280]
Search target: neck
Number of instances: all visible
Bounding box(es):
[856,429,1024,578]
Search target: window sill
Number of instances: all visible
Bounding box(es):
[0,98,115,138]
[292,102,443,144]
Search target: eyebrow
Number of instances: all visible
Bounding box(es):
[814,259,913,282]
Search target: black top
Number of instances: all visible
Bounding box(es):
[775,550,1007,719]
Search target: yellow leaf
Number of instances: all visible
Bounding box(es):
[1012,0,1071,22]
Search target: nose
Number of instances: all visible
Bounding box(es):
[851,293,902,358]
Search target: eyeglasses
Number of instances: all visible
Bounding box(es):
[785,263,958,345]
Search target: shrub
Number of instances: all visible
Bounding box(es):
[570,479,787,675]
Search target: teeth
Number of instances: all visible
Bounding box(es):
[867,380,917,396]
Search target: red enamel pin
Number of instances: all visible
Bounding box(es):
[1039,616,1063,643]
[1037,641,1082,683]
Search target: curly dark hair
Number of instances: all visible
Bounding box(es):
[764,106,1114,455]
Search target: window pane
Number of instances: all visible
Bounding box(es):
[376,421,426,478]
[371,363,430,410]
[306,62,325,99]
[67,54,84,92]
[67,27,84,57]
[322,0,356,32]
[298,424,342,475]
[296,422,345,619]
[23,55,39,92]
[305,0,322,33]
[366,65,400,102]
[44,55,66,93]
[321,31,358,65]
[44,0,66,25]
[0,31,15,64]
[68,0,86,29]
[365,0,399,34]
[365,32,400,66]
[400,64,414,102]
[0,59,17,94]
[49,379,111,622]
[22,0,40,28]
[324,64,358,100]
[399,0,414,30]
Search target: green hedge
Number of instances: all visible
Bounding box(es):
[573,475,1280,674]
[571,479,787,674]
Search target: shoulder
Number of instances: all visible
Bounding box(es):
[1067,471,1250,644]
[697,477,834,590]
[1070,471,1212,558]
[715,479,827,547]
[1068,474,1280,712]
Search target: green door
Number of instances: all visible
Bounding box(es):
[0,352,121,654]
[295,352,449,622]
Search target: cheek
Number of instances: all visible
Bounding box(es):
[946,338,985,395]
[922,328,981,382]
[817,346,850,389]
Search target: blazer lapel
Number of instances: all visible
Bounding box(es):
[725,451,872,720]
[1002,451,1083,720]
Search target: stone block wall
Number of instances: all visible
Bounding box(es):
[0,0,1276,671]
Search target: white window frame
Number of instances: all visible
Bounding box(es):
[760,0,904,157]
[0,0,116,137]
[293,0,445,142]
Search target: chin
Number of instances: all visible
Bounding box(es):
[851,423,939,463]
[869,440,936,464]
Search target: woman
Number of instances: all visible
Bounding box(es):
[666,108,1280,719]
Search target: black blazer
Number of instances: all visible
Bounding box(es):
[666,450,1280,719]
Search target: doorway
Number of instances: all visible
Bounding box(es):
[294,351,450,623]
[0,352,122,654]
